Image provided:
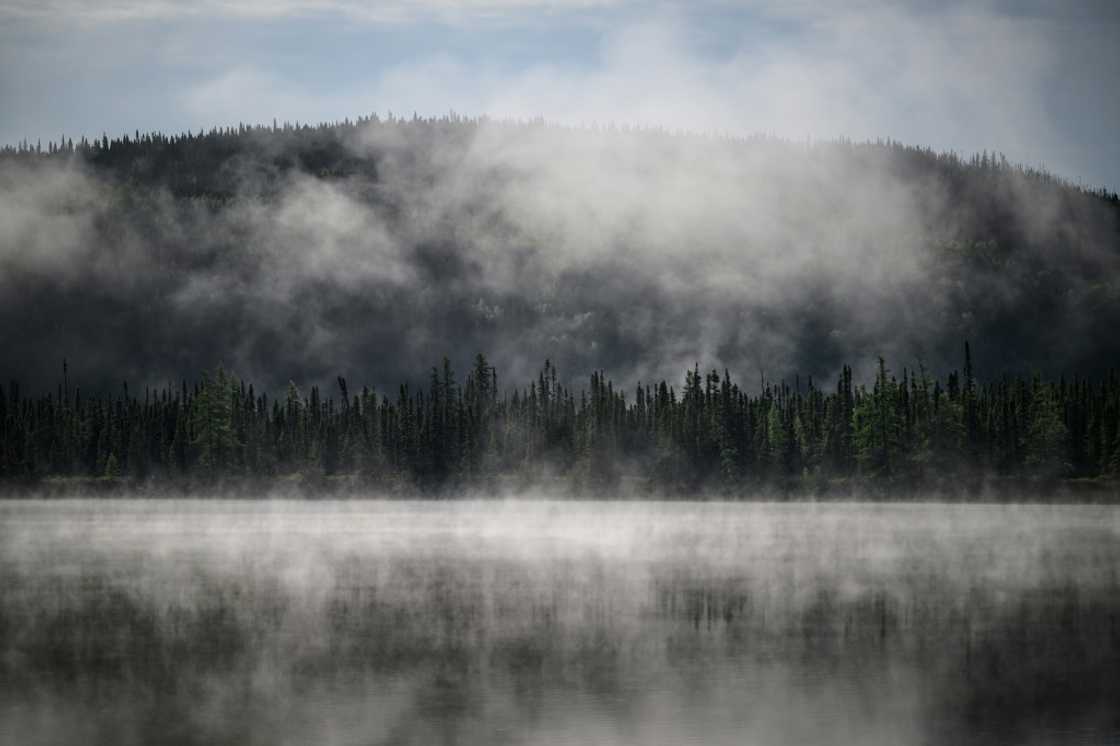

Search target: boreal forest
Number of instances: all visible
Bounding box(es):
[1,348,1118,495]
[1,115,1119,494]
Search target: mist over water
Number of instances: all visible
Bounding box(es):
[2,498,1117,745]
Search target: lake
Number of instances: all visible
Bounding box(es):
[1,500,1118,745]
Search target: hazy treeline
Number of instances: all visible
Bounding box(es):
[9,113,1115,204]
[2,115,1119,393]
[2,347,1118,494]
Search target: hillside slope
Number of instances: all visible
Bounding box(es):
[2,116,1118,392]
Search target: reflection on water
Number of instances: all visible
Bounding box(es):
[1,500,1118,745]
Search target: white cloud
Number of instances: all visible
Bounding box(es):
[0,0,626,24]
[177,3,1083,176]
[6,0,1117,187]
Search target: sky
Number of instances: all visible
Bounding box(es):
[1,0,1118,191]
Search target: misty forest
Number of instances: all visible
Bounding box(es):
[3,348,1120,495]
[3,117,1119,390]
[2,117,1119,496]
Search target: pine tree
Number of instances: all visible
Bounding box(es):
[1025,376,1069,479]
[104,452,119,479]
[192,368,237,475]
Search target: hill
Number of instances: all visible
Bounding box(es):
[1,115,1118,394]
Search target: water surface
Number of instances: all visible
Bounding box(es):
[1,500,1118,745]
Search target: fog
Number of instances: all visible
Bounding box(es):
[1,499,1117,745]
[2,120,1117,395]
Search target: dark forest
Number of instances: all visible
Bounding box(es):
[3,346,1118,496]
[3,117,1120,496]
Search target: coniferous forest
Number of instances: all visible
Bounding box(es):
[2,346,1118,496]
[3,117,1120,497]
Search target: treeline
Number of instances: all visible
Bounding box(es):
[3,112,1118,205]
[2,347,1118,495]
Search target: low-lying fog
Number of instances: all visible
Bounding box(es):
[1,498,1118,745]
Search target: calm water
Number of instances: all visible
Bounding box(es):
[1,500,1118,745]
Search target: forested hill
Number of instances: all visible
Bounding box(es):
[2,115,1119,396]
[2,351,1118,496]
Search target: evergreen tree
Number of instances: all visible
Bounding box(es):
[1025,376,1069,478]
[0,350,1116,495]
